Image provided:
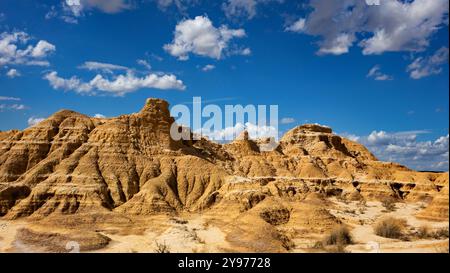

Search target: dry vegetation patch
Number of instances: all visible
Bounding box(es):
[374,217,406,239]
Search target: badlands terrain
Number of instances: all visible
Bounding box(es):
[0,98,448,253]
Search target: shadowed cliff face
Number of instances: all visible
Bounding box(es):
[0,98,447,220]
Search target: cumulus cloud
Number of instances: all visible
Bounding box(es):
[349,130,449,172]
[164,16,248,60]
[286,0,449,56]
[44,70,186,96]
[223,0,284,20]
[27,117,45,126]
[6,68,21,78]
[367,65,393,81]
[93,113,106,118]
[78,61,129,73]
[0,31,55,66]
[407,47,449,79]
[201,64,215,72]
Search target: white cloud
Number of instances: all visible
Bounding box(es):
[197,122,277,142]
[288,0,449,56]
[47,0,131,23]
[6,69,21,78]
[285,18,305,32]
[155,0,198,13]
[407,47,449,79]
[137,59,152,70]
[45,6,58,20]
[0,31,55,66]
[94,113,106,118]
[0,104,27,111]
[65,0,131,15]
[164,16,248,60]
[351,130,449,171]
[78,61,129,73]
[201,64,215,72]
[240,47,252,56]
[317,33,354,55]
[27,117,45,126]
[44,70,186,96]
[281,117,295,124]
[0,96,20,101]
[367,65,393,81]
[223,0,284,20]
[31,40,56,58]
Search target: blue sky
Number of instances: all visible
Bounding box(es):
[0,0,449,171]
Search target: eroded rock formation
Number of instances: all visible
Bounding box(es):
[0,98,448,221]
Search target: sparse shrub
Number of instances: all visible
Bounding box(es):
[312,241,323,249]
[171,218,188,225]
[374,217,406,239]
[381,196,397,212]
[344,209,356,215]
[432,227,449,239]
[336,194,349,204]
[154,241,170,253]
[417,225,431,239]
[189,229,205,244]
[358,199,367,208]
[324,225,353,246]
[348,191,363,201]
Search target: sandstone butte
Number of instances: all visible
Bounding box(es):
[0,98,448,232]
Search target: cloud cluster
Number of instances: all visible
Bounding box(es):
[286,0,449,56]
[407,47,449,79]
[367,65,393,81]
[196,122,277,142]
[0,96,27,111]
[44,70,186,96]
[0,31,55,67]
[164,16,248,60]
[346,130,449,172]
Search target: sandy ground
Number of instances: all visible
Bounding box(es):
[321,199,448,253]
[88,215,231,253]
[0,200,448,253]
